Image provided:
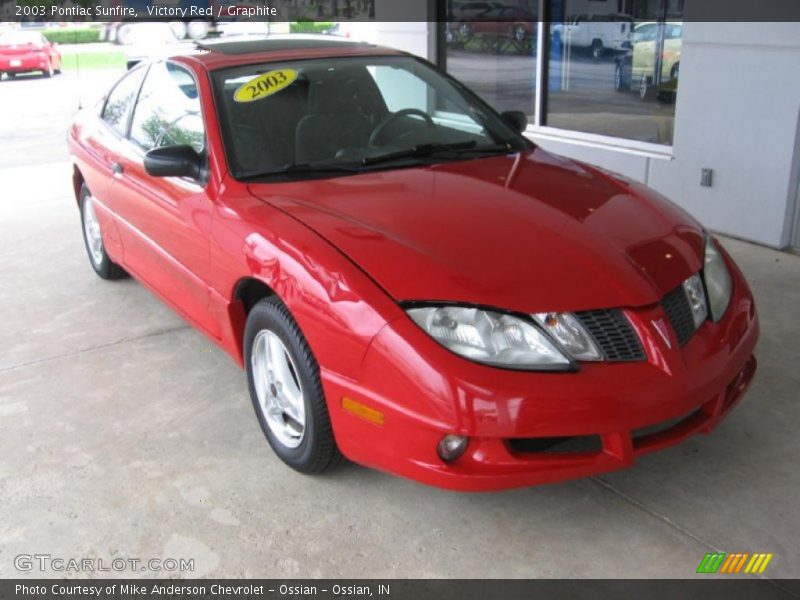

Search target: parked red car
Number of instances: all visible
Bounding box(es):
[462,7,537,43]
[67,39,758,491]
[0,30,61,79]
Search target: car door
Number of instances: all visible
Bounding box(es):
[110,60,218,338]
[86,67,146,201]
[79,67,146,260]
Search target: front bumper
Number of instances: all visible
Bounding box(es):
[323,256,759,491]
[0,52,50,74]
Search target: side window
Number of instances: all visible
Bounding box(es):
[129,62,204,154]
[102,67,147,136]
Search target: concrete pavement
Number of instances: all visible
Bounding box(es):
[0,71,798,580]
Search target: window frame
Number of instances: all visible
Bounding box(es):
[127,59,207,157]
[121,60,210,185]
[438,2,680,158]
[100,63,149,139]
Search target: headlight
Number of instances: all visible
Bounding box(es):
[406,306,572,370]
[703,236,733,322]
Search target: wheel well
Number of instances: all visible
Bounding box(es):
[229,278,277,365]
[72,165,85,205]
[234,277,276,314]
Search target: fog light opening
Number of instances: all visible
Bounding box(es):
[437,434,469,463]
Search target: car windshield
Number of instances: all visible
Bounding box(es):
[0,32,44,46]
[212,55,531,181]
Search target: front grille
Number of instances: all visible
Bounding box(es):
[661,284,697,346]
[574,309,646,362]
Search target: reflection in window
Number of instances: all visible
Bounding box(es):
[444,0,538,117]
[546,0,684,145]
[102,67,146,136]
[130,62,205,154]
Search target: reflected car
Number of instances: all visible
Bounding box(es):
[615,21,682,99]
[0,30,61,79]
[67,39,758,491]
[451,1,505,21]
[551,13,634,59]
[463,7,537,43]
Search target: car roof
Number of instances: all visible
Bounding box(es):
[183,35,405,71]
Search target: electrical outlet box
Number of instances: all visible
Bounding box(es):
[701,169,714,187]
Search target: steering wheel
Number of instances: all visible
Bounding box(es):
[368,108,436,147]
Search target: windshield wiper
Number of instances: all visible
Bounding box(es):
[362,141,514,167]
[239,162,362,181]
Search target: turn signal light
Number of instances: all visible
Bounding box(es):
[341,397,385,426]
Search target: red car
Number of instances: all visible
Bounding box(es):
[0,30,62,79]
[462,7,537,43]
[67,39,758,491]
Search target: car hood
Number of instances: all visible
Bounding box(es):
[248,149,704,313]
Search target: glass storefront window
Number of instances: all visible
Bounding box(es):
[443,1,539,118]
[545,0,684,145]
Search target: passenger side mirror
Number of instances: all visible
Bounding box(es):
[144,145,203,180]
[501,110,528,134]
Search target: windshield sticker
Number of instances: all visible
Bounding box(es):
[234,69,298,103]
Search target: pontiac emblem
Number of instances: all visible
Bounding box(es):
[652,319,672,349]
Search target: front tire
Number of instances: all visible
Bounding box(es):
[244,296,341,474]
[639,73,650,100]
[79,185,127,280]
[591,39,604,61]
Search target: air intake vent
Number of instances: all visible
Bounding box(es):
[661,285,698,346]
[574,309,646,362]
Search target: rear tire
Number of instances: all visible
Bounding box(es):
[614,62,630,91]
[244,296,342,475]
[79,185,127,280]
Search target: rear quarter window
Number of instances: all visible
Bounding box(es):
[102,67,147,137]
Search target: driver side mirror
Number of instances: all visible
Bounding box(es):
[501,110,528,134]
[144,145,203,180]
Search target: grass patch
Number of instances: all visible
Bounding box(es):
[60,52,125,71]
[43,28,101,45]
[290,21,334,34]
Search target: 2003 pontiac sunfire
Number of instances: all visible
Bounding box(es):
[67,38,758,491]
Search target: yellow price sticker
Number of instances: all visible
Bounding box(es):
[234,69,299,103]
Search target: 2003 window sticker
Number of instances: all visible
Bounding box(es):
[234,69,299,103]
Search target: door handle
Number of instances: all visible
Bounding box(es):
[111,162,124,176]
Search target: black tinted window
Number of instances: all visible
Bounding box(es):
[102,67,146,136]
[130,62,204,153]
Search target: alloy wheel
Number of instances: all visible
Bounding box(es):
[82,195,104,268]
[251,330,306,449]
